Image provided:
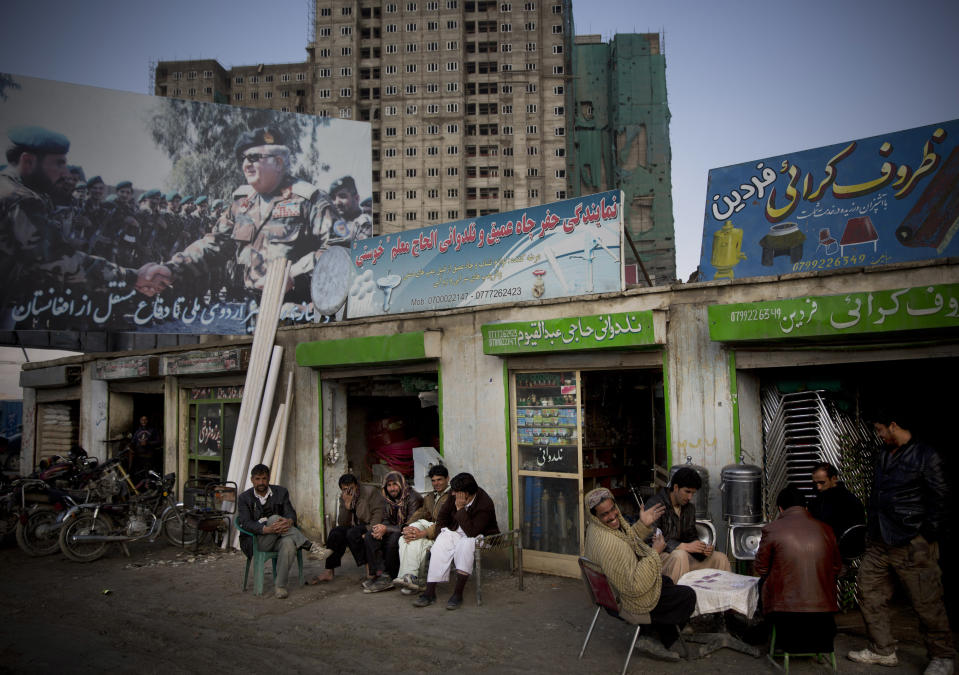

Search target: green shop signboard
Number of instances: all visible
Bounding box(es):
[482,311,655,355]
[708,283,959,341]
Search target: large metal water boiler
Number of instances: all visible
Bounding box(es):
[668,455,710,520]
[720,460,763,524]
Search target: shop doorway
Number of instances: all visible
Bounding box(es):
[108,391,164,476]
[512,366,666,577]
[755,356,958,620]
[341,372,440,489]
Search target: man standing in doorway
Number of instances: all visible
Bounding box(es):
[646,467,731,583]
[848,411,954,675]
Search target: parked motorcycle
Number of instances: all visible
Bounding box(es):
[13,447,121,556]
[58,467,197,562]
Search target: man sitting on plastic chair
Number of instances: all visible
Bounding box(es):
[584,487,696,661]
[756,486,841,668]
[237,463,331,599]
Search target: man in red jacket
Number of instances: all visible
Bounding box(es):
[755,485,841,655]
[412,472,498,610]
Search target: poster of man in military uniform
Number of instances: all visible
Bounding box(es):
[0,73,372,336]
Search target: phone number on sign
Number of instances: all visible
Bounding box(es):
[409,287,523,306]
[729,307,782,322]
[792,254,867,272]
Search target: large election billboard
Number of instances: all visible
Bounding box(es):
[344,190,624,318]
[698,119,959,281]
[0,73,371,336]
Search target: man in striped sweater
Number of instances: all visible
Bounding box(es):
[584,487,697,660]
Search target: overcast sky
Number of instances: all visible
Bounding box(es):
[1,0,957,280]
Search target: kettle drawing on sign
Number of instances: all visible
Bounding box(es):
[711,221,747,279]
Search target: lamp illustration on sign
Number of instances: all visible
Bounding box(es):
[376,273,402,311]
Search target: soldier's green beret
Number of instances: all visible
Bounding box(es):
[360,196,372,207]
[212,199,224,208]
[86,176,104,187]
[116,180,132,190]
[329,175,358,196]
[144,189,161,198]
[164,191,181,201]
[234,127,286,160]
[7,126,70,154]
[138,192,150,202]
[68,165,85,180]
[194,196,208,205]
[181,195,194,204]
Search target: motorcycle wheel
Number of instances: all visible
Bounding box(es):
[15,508,61,556]
[162,506,198,547]
[59,513,113,563]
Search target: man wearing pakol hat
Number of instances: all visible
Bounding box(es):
[149,126,366,308]
[329,175,373,241]
[0,126,170,322]
[584,487,696,661]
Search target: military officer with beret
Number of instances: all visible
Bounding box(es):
[330,175,373,241]
[0,126,169,326]
[153,127,367,309]
[84,176,118,261]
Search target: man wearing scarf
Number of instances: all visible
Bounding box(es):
[583,487,696,660]
[363,471,423,593]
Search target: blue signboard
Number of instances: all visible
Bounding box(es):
[346,191,624,318]
[698,119,959,281]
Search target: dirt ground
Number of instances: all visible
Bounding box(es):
[0,537,951,674]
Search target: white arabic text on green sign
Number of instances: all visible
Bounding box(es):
[482,311,655,354]
[708,283,959,341]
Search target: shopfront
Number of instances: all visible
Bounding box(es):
[483,310,668,576]
[295,330,443,529]
[709,279,959,604]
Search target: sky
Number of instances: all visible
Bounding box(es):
[1,0,958,281]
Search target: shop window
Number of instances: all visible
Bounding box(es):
[187,386,243,483]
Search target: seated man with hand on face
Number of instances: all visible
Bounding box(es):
[584,487,697,661]
[236,463,330,599]
[362,471,423,593]
[310,473,382,584]
[394,464,451,594]
[756,485,841,656]
[646,467,731,583]
[412,472,498,610]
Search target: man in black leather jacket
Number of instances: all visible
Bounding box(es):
[848,413,954,675]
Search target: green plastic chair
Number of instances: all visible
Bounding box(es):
[235,517,304,596]
[768,624,837,673]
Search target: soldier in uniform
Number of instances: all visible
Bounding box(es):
[114,181,146,267]
[0,126,168,327]
[84,176,117,261]
[150,127,367,309]
[329,175,373,241]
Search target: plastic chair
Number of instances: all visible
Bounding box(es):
[578,556,653,675]
[768,624,837,673]
[235,516,304,596]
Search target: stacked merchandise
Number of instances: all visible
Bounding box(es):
[366,417,417,477]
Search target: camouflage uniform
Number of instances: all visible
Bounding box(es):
[167,175,351,303]
[0,167,136,308]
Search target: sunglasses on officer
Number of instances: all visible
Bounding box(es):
[241,153,279,164]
